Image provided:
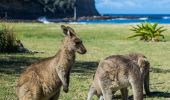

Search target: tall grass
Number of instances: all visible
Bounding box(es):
[0,23,170,100]
[0,24,17,52]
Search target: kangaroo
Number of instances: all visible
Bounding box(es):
[16,25,87,100]
[87,55,143,100]
[126,53,150,95]
[113,53,150,99]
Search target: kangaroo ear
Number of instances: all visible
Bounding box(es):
[61,25,75,37]
[67,26,76,36]
[61,25,69,36]
[67,26,75,33]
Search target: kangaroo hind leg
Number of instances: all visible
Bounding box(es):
[87,85,97,100]
[120,88,128,100]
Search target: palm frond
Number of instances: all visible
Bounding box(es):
[154,34,165,39]
[156,26,164,32]
[158,29,167,33]
[153,23,158,30]
[137,25,142,29]
[127,33,146,39]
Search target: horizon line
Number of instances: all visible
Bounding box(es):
[100,13,170,15]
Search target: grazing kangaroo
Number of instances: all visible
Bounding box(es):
[16,25,87,100]
[87,55,143,100]
[126,53,150,95]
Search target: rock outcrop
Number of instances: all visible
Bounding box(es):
[76,0,99,17]
[0,0,99,19]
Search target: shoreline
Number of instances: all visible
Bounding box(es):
[0,15,157,22]
[1,15,170,24]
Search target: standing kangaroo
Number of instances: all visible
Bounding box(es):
[16,25,87,100]
[87,55,143,100]
[126,53,150,95]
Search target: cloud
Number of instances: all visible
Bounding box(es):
[124,1,138,7]
[95,0,170,14]
[97,0,138,8]
[97,0,121,8]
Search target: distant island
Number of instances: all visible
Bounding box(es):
[0,0,99,20]
[1,0,170,23]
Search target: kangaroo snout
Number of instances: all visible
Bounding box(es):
[77,45,87,54]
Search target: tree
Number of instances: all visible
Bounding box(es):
[30,0,76,14]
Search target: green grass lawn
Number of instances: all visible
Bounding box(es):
[0,22,170,100]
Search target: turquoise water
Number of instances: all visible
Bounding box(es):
[77,14,170,24]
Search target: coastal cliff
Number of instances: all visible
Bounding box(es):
[0,0,99,19]
[76,0,99,17]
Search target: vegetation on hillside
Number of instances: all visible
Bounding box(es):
[128,22,167,42]
[0,0,99,19]
[32,0,76,13]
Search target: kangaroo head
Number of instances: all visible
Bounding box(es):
[61,25,87,54]
[137,57,150,72]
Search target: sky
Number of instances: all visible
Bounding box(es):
[95,0,170,14]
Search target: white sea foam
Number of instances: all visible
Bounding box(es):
[37,17,50,24]
[115,18,127,20]
[69,22,87,24]
[139,17,148,20]
[163,16,170,19]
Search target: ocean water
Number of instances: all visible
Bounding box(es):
[76,14,170,24]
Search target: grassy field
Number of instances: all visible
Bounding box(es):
[0,22,170,100]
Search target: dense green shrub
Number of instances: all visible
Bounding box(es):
[128,22,167,42]
[0,24,18,52]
